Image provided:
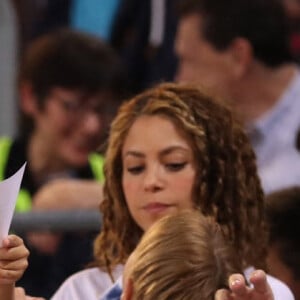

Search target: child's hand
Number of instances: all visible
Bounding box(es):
[215,270,274,300]
[0,235,29,285]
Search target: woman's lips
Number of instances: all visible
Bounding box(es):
[143,203,173,214]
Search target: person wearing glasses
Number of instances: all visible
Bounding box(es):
[0,28,127,298]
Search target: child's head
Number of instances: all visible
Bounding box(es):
[121,211,242,300]
[94,83,266,271]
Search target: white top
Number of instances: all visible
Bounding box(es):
[51,265,294,300]
[50,265,124,300]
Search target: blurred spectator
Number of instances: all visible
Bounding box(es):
[0,29,126,298]
[11,0,178,96]
[282,0,300,62]
[110,0,178,93]
[175,0,300,194]
[266,186,300,300]
[10,0,69,62]
[13,0,121,50]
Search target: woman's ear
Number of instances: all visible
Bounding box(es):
[121,278,134,300]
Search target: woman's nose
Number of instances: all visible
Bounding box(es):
[143,166,163,192]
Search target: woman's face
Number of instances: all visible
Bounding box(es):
[122,115,196,231]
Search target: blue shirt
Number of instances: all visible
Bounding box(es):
[100,277,122,300]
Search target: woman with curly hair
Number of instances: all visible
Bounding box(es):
[51,83,293,300]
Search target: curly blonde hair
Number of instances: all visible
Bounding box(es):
[93,83,266,276]
[129,211,242,300]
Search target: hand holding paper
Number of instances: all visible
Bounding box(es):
[0,163,26,247]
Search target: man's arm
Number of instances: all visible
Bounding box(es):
[26,179,103,255]
[32,179,103,210]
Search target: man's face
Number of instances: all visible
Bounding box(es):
[175,13,236,100]
[32,87,112,168]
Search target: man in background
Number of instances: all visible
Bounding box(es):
[175,0,300,194]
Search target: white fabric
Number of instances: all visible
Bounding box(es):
[50,265,124,300]
[245,267,295,300]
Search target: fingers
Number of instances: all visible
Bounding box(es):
[0,235,29,284]
[0,236,29,261]
[2,235,24,248]
[0,269,26,284]
[0,256,28,271]
[215,288,233,300]
[249,269,273,297]
[228,273,248,296]
[215,274,248,300]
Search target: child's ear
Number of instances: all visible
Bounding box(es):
[121,278,134,300]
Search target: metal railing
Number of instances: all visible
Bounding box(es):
[10,210,102,232]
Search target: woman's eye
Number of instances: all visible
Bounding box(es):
[127,166,144,174]
[166,162,187,171]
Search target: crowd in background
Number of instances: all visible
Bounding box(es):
[0,0,300,299]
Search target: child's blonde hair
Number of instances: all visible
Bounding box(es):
[129,210,242,300]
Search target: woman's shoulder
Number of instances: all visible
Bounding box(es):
[51,265,124,300]
[244,267,295,300]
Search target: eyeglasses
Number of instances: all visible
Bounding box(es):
[50,91,116,121]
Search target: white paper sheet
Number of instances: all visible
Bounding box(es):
[0,163,26,246]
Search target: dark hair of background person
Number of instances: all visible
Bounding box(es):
[177,0,293,67]
[110,0,179,93]
[18,28,128,139]
[265,186,300,280]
